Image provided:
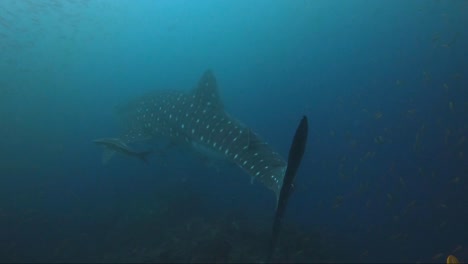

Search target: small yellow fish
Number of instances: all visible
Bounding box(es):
[374,136,385,144]
[365,200,371,208]
[423,71,431,81]
[449,101,454,111]
[231,221,240,230]
[438,203,448,209]
[447,254,459,264]
[360,250,368,257]
[418,167,423,176]
[399,177,406,187]
[386,193,393,201]
[339,172,346,180]
[333,195,344,208]
[407,200,416,209]
[457,136,466,146]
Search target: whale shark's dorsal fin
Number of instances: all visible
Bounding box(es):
[192,69,224,112]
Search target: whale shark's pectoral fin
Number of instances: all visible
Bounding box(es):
[102,148,116,165]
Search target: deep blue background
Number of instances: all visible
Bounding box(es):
[0,0,467,262]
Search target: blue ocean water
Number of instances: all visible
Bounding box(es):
[0,0,467,262]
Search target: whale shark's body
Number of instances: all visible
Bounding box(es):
[113,70,290,197]
[97,70,308,260]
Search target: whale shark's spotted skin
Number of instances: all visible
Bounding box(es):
[115,70,287,196]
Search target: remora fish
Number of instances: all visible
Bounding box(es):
[93,137,152,164]
[110,70,308,259]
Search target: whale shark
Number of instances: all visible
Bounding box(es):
[99,70,308,260]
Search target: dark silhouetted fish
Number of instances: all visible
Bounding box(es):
[93,137,151,164]
[266,116,308,261]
